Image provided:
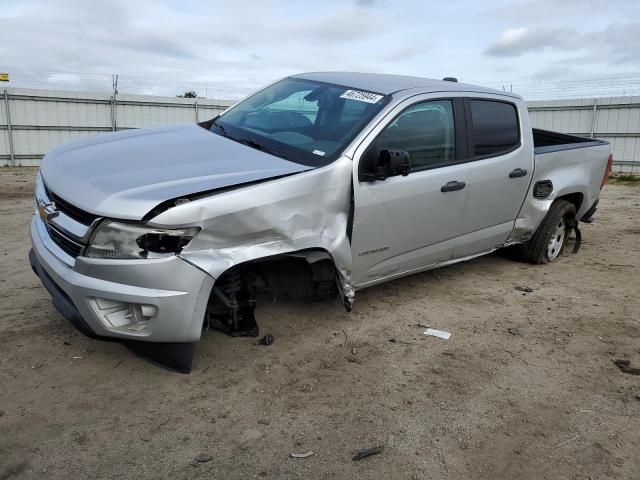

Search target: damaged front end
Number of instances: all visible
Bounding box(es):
[30,154,355,374]
[133,155,358,366]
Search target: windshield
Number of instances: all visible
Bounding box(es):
[210,77,390,167]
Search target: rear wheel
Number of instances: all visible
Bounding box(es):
[521,199,576,264]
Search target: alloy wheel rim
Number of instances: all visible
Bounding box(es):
[547,218,566,260]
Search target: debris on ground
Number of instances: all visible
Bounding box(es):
[290,451,314,458]
[507,327,522,336]
[257,418,270,425]
[423,328,451,340]
[613,359,640,375]
[257,334,274,346]
[352,446,384,461]
[553,418,613,448]
[194,453,213,463]
[346,355,361,365]
[515,286,534,293]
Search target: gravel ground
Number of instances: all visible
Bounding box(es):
[0,168,639,480]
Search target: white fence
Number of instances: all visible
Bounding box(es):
[528,96,640,173]
[1,88,638,172]
[1,88,232,166]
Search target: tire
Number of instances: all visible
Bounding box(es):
[520,199,576,265]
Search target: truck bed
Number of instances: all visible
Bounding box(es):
[533,128,609,155]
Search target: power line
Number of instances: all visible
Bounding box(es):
[2,66,640,101]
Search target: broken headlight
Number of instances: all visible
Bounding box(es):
[85,220,199,259]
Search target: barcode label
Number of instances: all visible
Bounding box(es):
[340,89,384,104]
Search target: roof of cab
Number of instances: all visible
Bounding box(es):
[291,71,521,99]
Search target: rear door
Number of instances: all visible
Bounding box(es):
[351,96,470,288]
[452,97,534,258]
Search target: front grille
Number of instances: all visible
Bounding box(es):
[46,224,84,258]
[36,178,97,262]
[45,186,98,226]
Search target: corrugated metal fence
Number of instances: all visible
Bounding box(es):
[1,88,232,166]
[528,96,640,172]
[1,87,638,172]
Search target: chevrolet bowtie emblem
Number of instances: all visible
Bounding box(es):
[37,201,59,222]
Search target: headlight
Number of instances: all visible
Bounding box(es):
[85,220,200,259]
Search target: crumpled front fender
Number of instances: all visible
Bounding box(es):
[148,157,356,302]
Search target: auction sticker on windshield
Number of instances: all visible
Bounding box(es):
[340,89,384,104]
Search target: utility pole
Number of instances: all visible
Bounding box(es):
[111,74,119,132]
[3,89,15,166]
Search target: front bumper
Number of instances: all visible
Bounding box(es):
[30,214,214,346]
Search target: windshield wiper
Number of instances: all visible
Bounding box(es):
[211,118,289,160]
[240,138,289,159]
[211,117,228,136]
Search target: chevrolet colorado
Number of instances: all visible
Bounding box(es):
[29,72,613,371]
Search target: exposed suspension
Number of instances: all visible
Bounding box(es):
[208,268,258,337]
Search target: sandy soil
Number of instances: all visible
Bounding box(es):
[0,168,639,480]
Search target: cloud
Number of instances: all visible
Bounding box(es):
[2,0,640,99]
[529,64,586,82]
[381,44,428,62]
[486,22,640,67]
[485,26,579,57]
[289,9,385,43]
[599,23,640,64]
[485,0,629,22]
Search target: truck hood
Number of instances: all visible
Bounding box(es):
[40,123,312,220]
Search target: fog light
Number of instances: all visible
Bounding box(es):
[140,304,158,318]
[90,298,158,330]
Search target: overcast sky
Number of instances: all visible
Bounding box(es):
[2,0,640,99]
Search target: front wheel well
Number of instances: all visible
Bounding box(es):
[214,249,339,298]
[205,249,341,334]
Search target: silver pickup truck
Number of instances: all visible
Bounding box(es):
[29,72,613,371]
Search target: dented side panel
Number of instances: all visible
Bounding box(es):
[149,157,356,301]
[508,142,610,242]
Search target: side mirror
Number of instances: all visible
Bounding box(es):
[361,149,411,181]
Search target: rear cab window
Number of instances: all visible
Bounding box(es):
[468,99,520,158]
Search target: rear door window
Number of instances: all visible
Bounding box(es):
[469,100,520,157]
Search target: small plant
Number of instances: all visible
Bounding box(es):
[609,173,640,183]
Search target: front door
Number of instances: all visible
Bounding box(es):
[351,98,470,288]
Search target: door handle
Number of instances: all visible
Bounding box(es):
[440,181,466,192]
[509,168,528,178]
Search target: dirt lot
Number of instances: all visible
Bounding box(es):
[0,168,638,480]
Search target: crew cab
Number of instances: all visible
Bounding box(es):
[29,72,613,372]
